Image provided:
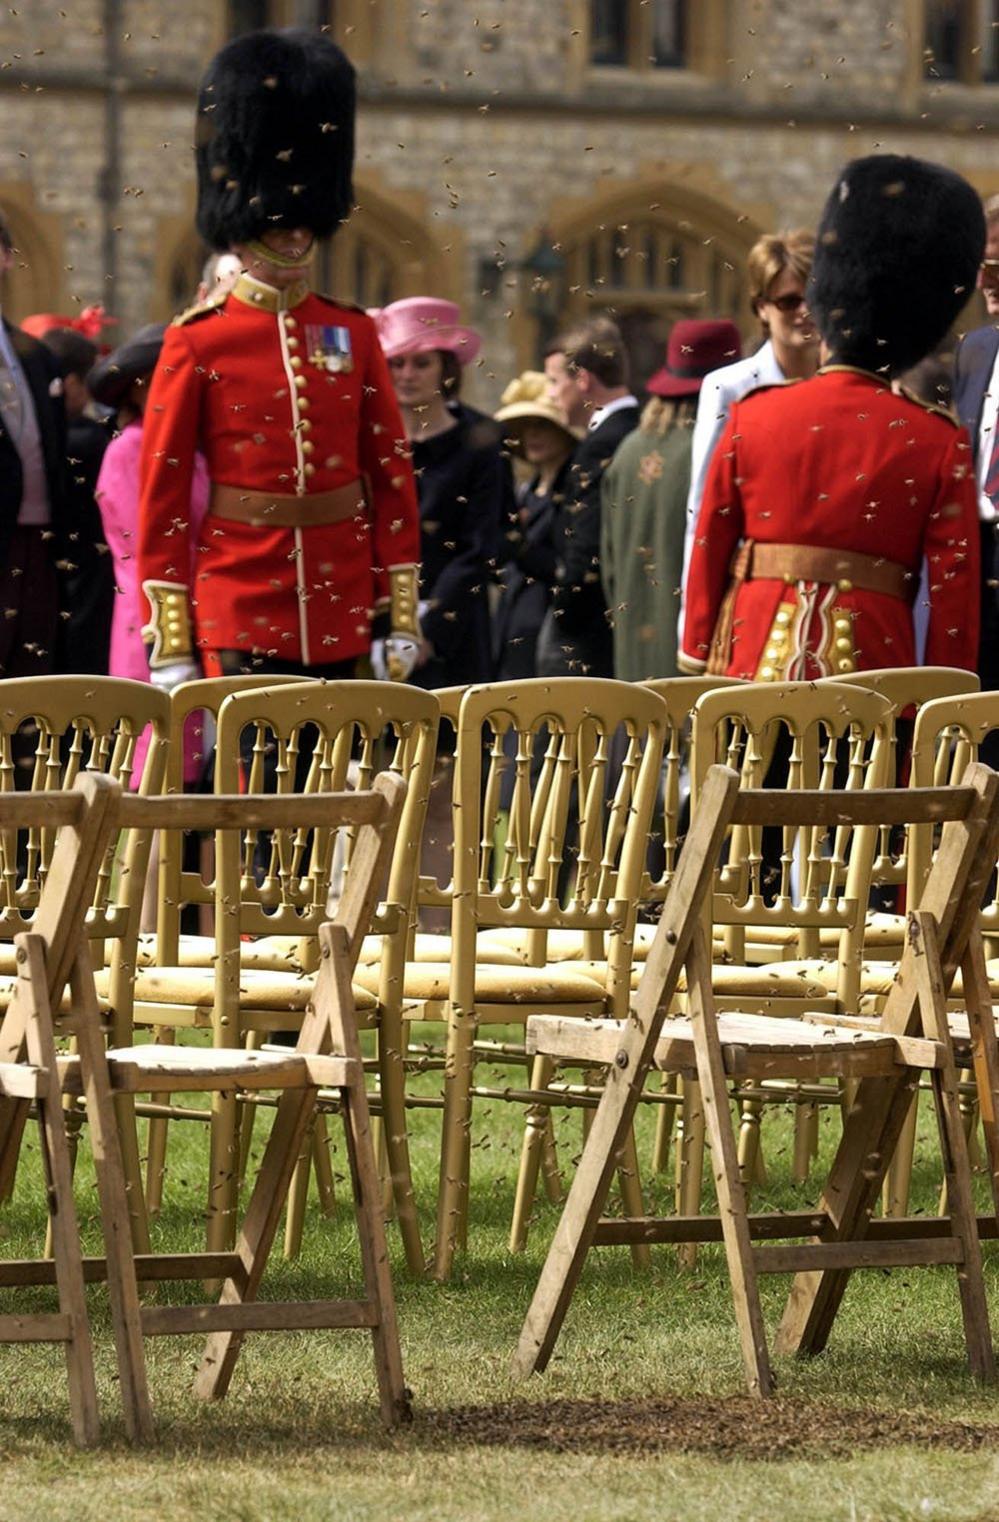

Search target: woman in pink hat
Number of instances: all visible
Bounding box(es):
[375,298,511,688]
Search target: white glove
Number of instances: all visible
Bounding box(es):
[149,658,201,694]
[370,636,419,682]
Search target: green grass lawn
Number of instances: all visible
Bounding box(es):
[3,1033,999,1522]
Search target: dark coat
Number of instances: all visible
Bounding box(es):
[493,457,571,680]
[0,321,68,565]
[411,402,508,689]
[60,412,114,673]
[953,323,999,691]
[542,402,639,678]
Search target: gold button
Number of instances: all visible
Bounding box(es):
[302,440,315,455]
[300,418,312,434]
[286,336,299,350]
[294,375,307,390]
[285,315,297,329]
[289,355,303,370]
[834,618,851,633]
[783,572,794,584]
[837,578,853,593]
[304,462,316,477]
[775,610,791,627]
[298,395,310,411]
[835,636,852,652]
[760,665,775,681]
[837,658,855,673]
[765,646,778,662]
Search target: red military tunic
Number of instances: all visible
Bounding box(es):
[680,366,980,680]
[138,273,420,666]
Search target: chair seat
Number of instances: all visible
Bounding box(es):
[97,964,377,1014]
[527,1011,937,1081]
[135,932,317,974]
[353,959,607,1005]
[58,1042,355,1096]
[765,957,999,1002]
[734,912,906,955]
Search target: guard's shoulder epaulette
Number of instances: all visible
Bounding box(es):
[313,293,368,317]
[738,377,804,405]
[894,384,960,426]
[172,289,228,327]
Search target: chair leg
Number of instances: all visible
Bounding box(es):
[510,1053,556,1253]
[282,1125,312,1260]
[144,1028,176,1220]
[115,1093,152,1255]
[675,1077,705,1270]
[929,1064,994,1381]
[651,1072,678,1174]
[792,1095,815,1185]
[378,1005,425,1274]
[883,1091,919,1218]
[433,1009,475,1281]
[312,1114,337,1217]
[0,1097,29,1201]
[206,1088,240,1256]
[540,1116,563,1204]
[236,1033,264,1193]
[615,1126,651,1272]
[736,1090,763,1194]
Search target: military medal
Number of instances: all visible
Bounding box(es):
[306,323,353,374]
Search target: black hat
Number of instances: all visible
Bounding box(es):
[195,28,355,251]
[809,154,985,377]
[87,323,166,408]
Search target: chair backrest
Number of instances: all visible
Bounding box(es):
[0,675,169,949]
[689,680,895,1000]
[451,677,667,1014]
[909,691,999,949]
[160,681,438,997]
[639,675,747,903]
[819,666,980,895]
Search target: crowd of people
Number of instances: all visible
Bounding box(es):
[0,27,993,718]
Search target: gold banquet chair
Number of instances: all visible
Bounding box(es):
[131,679,436,1272]
[516,761,999,1399]
[0,675,170,1249]
[359,677,668,1281]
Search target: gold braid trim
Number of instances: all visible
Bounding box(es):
[389,564,420,639]
[141,580,193,667]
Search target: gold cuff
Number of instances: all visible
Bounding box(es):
[141,579,193,668]
[389,564,420,639]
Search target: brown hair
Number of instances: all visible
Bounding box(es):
[640,396,697,436]
[984,194,999,229]
[438,350,462,398]
[547,315,628,389]
[747,228,815,313]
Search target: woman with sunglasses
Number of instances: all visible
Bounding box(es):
[678,230,819,639]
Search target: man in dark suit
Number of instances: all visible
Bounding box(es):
[539,315,639,677]
[0,208,68,680]
[953,193,999,711]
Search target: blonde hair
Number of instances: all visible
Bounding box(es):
[747,228,815,313]
[640,396,696,436]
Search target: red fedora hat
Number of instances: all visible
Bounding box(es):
[646,318,742,398]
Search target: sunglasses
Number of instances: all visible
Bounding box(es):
[766,292,808,314]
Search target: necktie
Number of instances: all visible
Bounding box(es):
[985,424,999,514]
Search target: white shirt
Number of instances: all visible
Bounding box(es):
[587,394,639,432]
[975,344,999,523]
[678,339,784,646]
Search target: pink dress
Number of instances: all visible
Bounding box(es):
[95,420,210,786]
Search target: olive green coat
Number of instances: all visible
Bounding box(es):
[600,419,692,682]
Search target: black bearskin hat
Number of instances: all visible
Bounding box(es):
[195,28,355,251]
[808,154,984,376]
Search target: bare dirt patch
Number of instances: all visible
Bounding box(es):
[424,1396,999,1461]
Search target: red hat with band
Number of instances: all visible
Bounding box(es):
[646,318,742,398]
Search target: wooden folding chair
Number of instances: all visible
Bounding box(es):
[134,680,437,1274]
[515,762,999,1397]
[49,774,410,1443]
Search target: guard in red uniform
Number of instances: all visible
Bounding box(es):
[680,155,984,681]
[138,28,421,688]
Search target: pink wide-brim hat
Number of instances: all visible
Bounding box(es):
[374,297,482,366]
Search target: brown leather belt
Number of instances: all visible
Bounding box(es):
[209,479,367,529]
[748,541,914,601]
